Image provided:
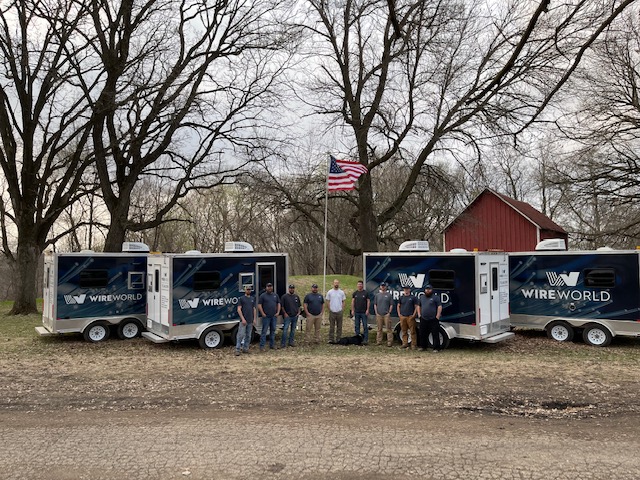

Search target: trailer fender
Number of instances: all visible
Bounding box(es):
[194,321,239,338]
[442,325,456,341]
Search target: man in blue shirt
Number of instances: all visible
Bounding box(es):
[397,285,419,349]
[280,284,301,348]
[418,284,443,352]
[236,285,255,355]
[303,284,324,345]
[258,283,280,351]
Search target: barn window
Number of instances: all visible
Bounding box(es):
[583,268,615,288]
[193,271,221,291]
[428,270,455,290]
[79,269,109,288]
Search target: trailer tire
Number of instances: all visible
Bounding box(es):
[118,319,142,340]
[394,323,419,347]
[83,322,110,343]
[199,327,224,349]
[428,326,450,350]
[582,324,612,347]
[546,321,574,343]
[229,325,239,347]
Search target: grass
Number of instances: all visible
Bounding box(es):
[289,274,361,297]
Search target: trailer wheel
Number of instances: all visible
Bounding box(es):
[118,319,142,340]
[582,324,612,347]
[83,322,110,343]
[428,327,450,350]
[394,323,419,347]
[199,327,224,349]
[546,321,574,342]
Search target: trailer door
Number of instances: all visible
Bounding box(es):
[489,262,501,324]
[42,258,56,329]
[256,262,277,294]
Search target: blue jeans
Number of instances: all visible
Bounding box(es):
[260,316,277,349]
[281,315,298,347]
[236,321,253,352]
[354,313,368,343]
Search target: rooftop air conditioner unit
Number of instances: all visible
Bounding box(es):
[398,240,430,252]
[449,248,468,253]
[224,241,254,253]
[122,242,150,253]
[184,250,202,255]
[535,239,567,251]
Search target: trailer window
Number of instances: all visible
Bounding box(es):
[79,269,109,288]
[583,268,615,288]
[128,272,145,290]
[492,267,498,291]
[193,271,221,291]
[428,270,455,290]
[239,273,254,292]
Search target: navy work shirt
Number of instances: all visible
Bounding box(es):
[238,295,255,323]
[420,294,441,320]
[304,292,324,316]
[259,291,280,317]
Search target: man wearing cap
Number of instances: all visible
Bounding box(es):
[236,285,256,355]
[258,282,281,351]
[303,284,324,344]
[280,284,301,348]
[326,279,346,343]
[397,285,419,349]
[374,282,394,346]
[351,280,370,345]
[418,284,443,352]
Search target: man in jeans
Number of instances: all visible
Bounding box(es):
[351,280,370,345]
[397,285,419,349]
[258,282,280,352]
[280,284,301,348]
[374,282,394,346]
[326,279,346,343]
[418,284,443,352]
[235,285,255,355]
[303,284,324,344]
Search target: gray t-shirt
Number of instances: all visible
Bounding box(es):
[304,292,324,316]
[238,295,255,323]
[374,291,393,315]
[398,294,418,316]
[281,293,301,317]
[258,291,280,317]
[420,294,442,320]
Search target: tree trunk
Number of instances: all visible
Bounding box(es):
[103,215,128,252]
[8,238,41,315]
[358,174,379,253]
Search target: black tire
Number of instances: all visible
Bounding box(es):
[117,319,142,340]
[546,321,574,342]
[83,322,110,343]
[229,325,239,347]
[393,323,402,342]
[582,323,612,347]
[394,323,419,346]
[427,326,450,350]
[198,327,224,349]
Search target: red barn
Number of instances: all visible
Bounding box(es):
[443,189,568,252]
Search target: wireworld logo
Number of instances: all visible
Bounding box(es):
[64,294,86,305]
[546,271,580,287]
[398,273,425,289]
[179,298,200,309]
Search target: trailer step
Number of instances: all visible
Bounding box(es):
[35,326,54,336]
[141,332,170,343]
[482,331,515,343]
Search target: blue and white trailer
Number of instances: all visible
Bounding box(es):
[36,243,149,342]
[509,243,640,346]
[142,243,288,349]
[363,243,513,349]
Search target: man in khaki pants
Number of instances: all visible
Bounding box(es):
[374,282,394,346]
[397,285,419,349]
[303,284,324,344]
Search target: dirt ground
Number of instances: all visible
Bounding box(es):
[1,328,640,479]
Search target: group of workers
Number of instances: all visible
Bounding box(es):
[235,279,443,355]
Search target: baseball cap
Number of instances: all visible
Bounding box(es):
[311,283,318,288]
[403,285,411,289]
[288,284,295,288]
[380,282,387,286]
[266,282,273,287]
[424,284,433,289]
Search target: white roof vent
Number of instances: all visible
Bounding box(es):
[122,242,150,253]
[225,241,254,253]
[449,248,468,253]
[535,239,567,251]
[596,246,614,251]
[399,240,430,252]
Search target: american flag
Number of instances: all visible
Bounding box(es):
[327,156,368,192]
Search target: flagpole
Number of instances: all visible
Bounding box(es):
[323,155,330,303]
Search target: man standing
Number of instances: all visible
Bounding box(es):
[418,284,443,352]
[397,285,419,349]
[374,282,394,347]
[280,284,301,348]
[303,284,324,345]
[351,280,370,345]
[236,285,255,355]
[258,282,280,352]
[326,279,346,343]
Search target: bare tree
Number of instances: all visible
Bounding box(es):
[278,0,635,256]
[86,0,297,251]
[0,0,99,313]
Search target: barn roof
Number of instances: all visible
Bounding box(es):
[445,188,567,234]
